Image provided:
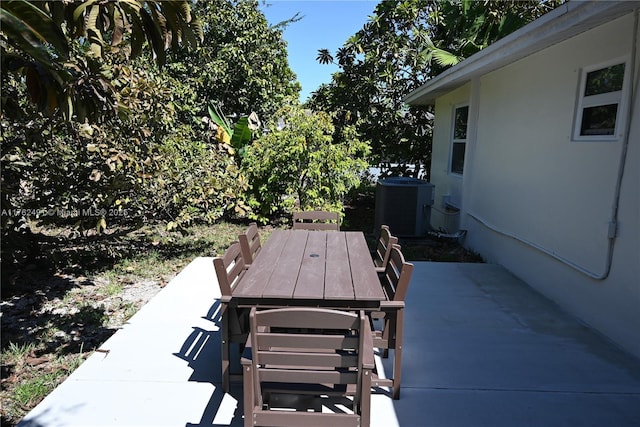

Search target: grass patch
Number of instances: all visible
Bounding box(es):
[14,372,61,407]
[3,342,37,362]
[2,344,87,420]
[103,280,123,297]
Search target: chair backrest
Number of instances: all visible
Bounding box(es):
[239,222,261,266]
[292,210,340,231]
[373,225,398,271]
[380,244,414,303]
[213,241,246,298]
[248,307,373,425]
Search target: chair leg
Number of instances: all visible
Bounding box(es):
[242,363,254,427]
[221,304,230,393]
[392,308,404,400]
[361,368,372,427]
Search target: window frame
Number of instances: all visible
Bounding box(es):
[450,104,469,176]
[573,57,630,142]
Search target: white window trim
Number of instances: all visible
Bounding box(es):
[450,104,469,176]
[573,56,631,142]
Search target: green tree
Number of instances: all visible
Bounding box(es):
[154,124,250,230]
[429,0,561,74]
[1,0,300,242]
[307,0,438,178]
[1,0,202,121]
[149,0,301,224]
[167,0,300,121]
[309,0,563,179]
[242,105,370,222]
[2,51,182,233]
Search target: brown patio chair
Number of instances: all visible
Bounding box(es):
[213,241,248,391]
[242,307,374,427]
[239,222,261,268]
[292,210,340,231]
[370,244,413,400]
[373,225,399,273]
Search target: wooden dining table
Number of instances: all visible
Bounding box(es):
[233,229,386,308]
[222,229,389,391]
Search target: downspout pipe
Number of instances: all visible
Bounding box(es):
[600,6,640,280]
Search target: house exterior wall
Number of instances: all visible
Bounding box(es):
[430,13,640,357]
[430,83,471,232]
[430,84,471,233]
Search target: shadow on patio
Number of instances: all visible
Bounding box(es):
[18,258,640,427]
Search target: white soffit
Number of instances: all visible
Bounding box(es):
[404,1,640,105]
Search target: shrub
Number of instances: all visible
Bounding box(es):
[242,106,370,222]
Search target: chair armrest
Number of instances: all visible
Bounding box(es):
[362,320,375,370]
[379,300,405,310]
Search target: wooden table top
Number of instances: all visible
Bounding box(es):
[232,230,386,309]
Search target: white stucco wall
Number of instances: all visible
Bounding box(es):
[431,13,640,357]
[430,84,470,232]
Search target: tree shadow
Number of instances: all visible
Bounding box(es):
[1,270,118,356]
[1,219,251,292]
[0,222,244,355]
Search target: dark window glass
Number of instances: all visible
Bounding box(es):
[451,142,466,174]
[585,64,625,96]
[580,104,618,136]
[454,106,469,139]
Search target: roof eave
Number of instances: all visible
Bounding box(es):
[404,1,640,106]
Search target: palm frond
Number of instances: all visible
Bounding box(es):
[432,48,461,67]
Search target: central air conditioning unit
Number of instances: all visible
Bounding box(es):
[374,177,435,237]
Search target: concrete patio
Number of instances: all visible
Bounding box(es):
[18,257,640,426]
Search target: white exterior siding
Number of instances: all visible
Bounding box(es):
[429,13,640,357]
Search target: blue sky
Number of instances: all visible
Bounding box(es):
[260,1,378,102]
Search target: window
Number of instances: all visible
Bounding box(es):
[451,105,468,175]
[574,60,628,140]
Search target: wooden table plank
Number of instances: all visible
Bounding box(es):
[294,231,327,299]
[235,229,288,298]
[233,230,386,306]
[325,232,354,300]
[346,232,386,300]
[263,231,308,298]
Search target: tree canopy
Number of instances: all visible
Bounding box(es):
[1,0,203,121]
[169,0,300,120]
[309,0,563,178]
[1,0,301,243]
